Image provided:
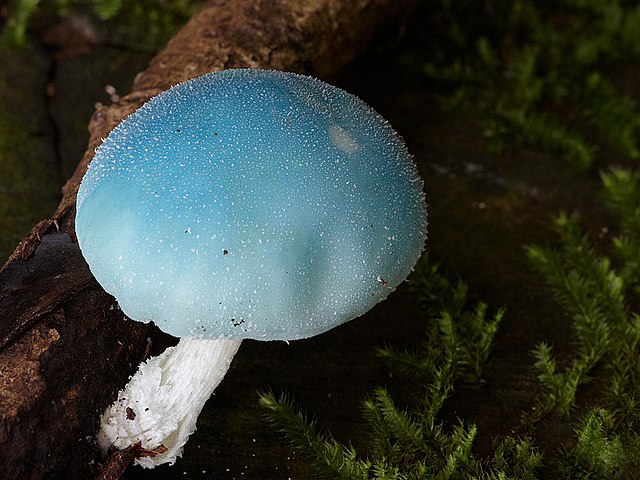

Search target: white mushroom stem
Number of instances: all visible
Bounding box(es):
[97,336,242,468]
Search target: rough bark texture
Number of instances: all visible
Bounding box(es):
[0,0,413,478]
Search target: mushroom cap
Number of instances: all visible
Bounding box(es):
[76,69,427,341]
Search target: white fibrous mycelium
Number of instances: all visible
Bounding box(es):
[76,69,428,467]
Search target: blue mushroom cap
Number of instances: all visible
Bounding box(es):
[76,69,427,341]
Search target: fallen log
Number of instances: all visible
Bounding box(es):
[0,1,414,478]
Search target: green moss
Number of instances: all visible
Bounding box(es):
[4,0,41,45]
[397,0,640,169]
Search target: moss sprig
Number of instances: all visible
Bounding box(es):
[258,391,373,479]
[523,211,628,423]
[602,169,640,290]
[258,256,539,479]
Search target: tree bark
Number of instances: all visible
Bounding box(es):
[0,0,414,478]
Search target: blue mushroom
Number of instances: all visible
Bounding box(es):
[76,69,427,467]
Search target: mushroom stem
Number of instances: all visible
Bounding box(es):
[97,336,242,468]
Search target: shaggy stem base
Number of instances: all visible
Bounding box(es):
[97,336,242,468]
